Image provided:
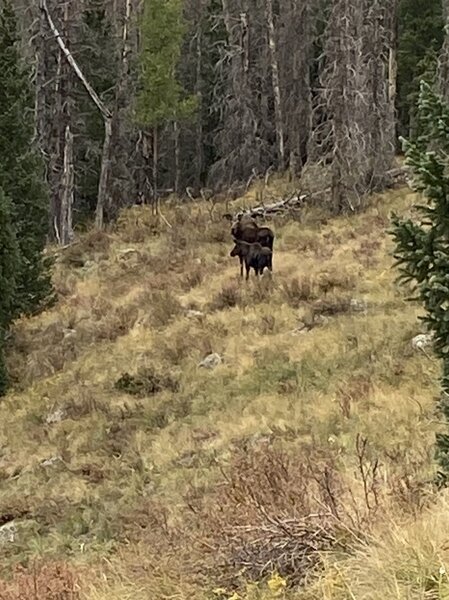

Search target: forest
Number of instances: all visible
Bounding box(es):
[4,0,445,232]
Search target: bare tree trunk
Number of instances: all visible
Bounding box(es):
[40,0,112,230]
[108,0,133,218]
[174,120,180,194]
[265,0,285,167]
[387,0,399,150]
[60,125,74,245]
[153,126,158,209]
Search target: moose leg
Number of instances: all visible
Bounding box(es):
[245,261,250,281]
[239,256,244,278]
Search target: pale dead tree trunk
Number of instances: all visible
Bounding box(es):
[40,0,113,230]
[108,0,133,216]
[388,0,399,109]
[173,120,181,194]
[152,127,158,211]
[60,125,74,245]
[265,0,285,167]
[57,1,74,246]
[386,0,399,152]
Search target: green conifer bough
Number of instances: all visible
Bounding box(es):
[391,81,449,485]
[0,0,52,316]
[0,188,20,395]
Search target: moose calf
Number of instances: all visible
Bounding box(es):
[230,240,273,280]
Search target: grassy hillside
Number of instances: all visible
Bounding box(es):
[0,183,445,599]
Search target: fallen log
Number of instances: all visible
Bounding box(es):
[231,191,309,220]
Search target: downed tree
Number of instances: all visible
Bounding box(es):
[227,191,309,221]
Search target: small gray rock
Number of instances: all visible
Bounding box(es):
[45,408,66,425]
[350,298,368,313]
[186,309,204,319]
[199,353,223,369]
[117,248,140,262]
[62,328,76,340]
[0,522,16,545]
[40,456,64,468]
[411,333,433,351]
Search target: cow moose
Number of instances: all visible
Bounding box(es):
[230,214,275,276]
[230,240,273,280]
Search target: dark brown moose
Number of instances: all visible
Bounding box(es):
[230,214,274,277]
[230,240,273,280]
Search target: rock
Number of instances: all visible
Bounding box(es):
[117,248,140,262]
[411,333,433,351]
[82,260,96,272]
[350,298,368,313]
[45,408,66,425]
[186,309,204,319]
[199,353,223,369]
[62,328,76,340]
[40,456,64,468]
[0,522,16,545]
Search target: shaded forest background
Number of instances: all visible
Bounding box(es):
[6,0,445,240]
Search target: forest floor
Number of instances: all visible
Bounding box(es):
[0,181,446,600]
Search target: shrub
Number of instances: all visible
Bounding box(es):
[210,281,242,310]
[0,562,80,600]
[115,366,179,397]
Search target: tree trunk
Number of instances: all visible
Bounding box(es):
[95,119,113,229]
[387,0,399,150]
[174,120,180,195]
[41,0,113,230]
[265,0,285,167]
[153,126,158,210]
[60,125,74,245]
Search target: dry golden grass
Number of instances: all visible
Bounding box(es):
[0,183,444,599]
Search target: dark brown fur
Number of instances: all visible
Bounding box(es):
[231,215,274,275]
[230,240,273,280]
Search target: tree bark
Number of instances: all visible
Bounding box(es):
[60,125,74,245]
[174,120,180,194]
[265,0,285,167]
[153,126,158,208]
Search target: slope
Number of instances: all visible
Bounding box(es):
[0,184,443,599]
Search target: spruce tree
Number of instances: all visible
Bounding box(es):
[0,0,52,315]
[137,0,196,127]
[391,81,449,485]
[0,188,20,395]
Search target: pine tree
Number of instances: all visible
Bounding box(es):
[0,0,52,315]
[391,81,449,485]
[136,0,196,195]
[0,188,20,395]
[137,0,195,126]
